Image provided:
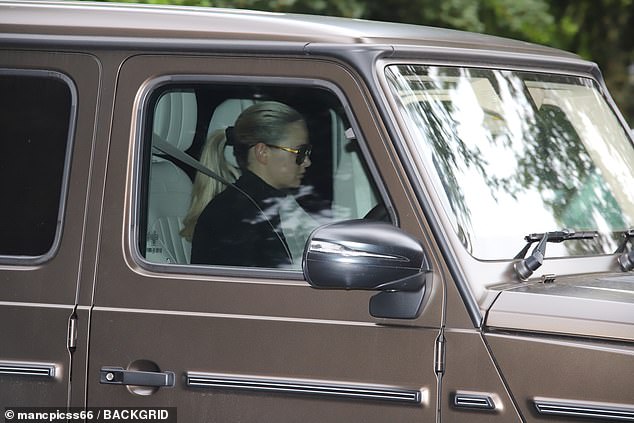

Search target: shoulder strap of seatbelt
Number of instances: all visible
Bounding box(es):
[152,135,234,188]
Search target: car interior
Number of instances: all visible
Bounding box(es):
[140,83,384,265]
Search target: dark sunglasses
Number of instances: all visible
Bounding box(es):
[264,143,312,165]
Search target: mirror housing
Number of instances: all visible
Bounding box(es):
[302,220,431,319]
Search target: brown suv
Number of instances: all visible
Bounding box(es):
[1,1,633,422]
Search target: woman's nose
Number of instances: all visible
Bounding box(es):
[301,155,312,168]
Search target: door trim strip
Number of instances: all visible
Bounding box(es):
[452,391,497,411]
[186,372,424,405]
[534,397,634,421]
[0,361,56,378]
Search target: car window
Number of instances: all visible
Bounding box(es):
[0,70,74,260]
[139,81,387,269]
[385,65,634,260]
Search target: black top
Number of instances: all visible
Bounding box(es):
[191,171,292,268]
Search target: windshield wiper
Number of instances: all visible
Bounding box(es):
[514,230,598,280]
[617,228,634,272]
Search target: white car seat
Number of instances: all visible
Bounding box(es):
[146,91,197,264]
[206,98,256,168]
[331,110,377,220]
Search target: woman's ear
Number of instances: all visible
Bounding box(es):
[253,142,268,165]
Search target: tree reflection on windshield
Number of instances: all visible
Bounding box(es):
[386,65,634,259]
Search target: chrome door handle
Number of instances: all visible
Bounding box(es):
[100,366,175,387]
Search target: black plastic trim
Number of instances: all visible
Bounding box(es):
[452,392,496,411]
[0,361,56,378]
[186,372,423,404]
[534,398,634,421]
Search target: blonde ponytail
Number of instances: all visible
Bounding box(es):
[180,129,240,241]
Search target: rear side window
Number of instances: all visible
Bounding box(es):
[0,71,74,259]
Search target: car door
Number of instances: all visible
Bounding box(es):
[86,54,444,422]
[0,52,99,405]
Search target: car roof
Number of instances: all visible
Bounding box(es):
[1,0,578,59]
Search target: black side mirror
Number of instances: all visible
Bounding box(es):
[302,220,431,319]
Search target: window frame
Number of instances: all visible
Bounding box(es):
[131,74,397,278]
[0,68,77,265]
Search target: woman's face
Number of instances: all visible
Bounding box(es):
[262,120,311,190]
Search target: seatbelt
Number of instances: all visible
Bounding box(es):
[152,136,235,189]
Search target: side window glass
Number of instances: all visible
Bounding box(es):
[140,82,388,270]
[0,71,74,260]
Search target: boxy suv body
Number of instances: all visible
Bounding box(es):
[1,1,633,421]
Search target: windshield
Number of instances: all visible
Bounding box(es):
[385,65,634,260]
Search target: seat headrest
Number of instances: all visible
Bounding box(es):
[207,99,256,167]
[153,91,197,152]
[207,98,256,137]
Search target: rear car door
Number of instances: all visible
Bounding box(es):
[86,54,445,421]
[0,52,99,405]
